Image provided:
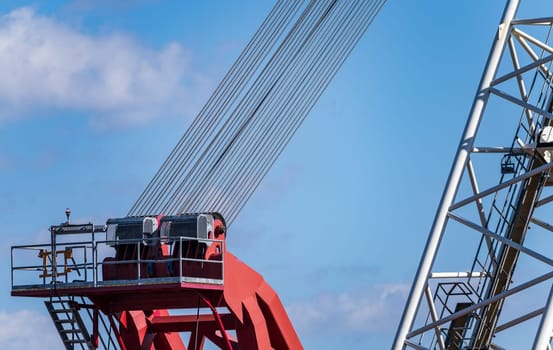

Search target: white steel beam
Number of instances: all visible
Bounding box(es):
[507,36,535,131]
[466,159,488,227]
[408,271,553,339]
[513,28,553,55]
[448,212,553,267]
[471,147,526,153]
[424,286,446,350]
[536,194,553,207]
[530,217,553,234]
[450,161,553,211]
[512,33,553,81]
[496,307,544,332]
[491,52,553,86]
[511,17,553,25]
[391,1,521,348]
[430,272,486,279]
[533,283,553,349]
[488,87,553,120]
[404,340,430,350]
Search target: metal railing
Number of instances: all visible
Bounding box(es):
[11,228,224,291]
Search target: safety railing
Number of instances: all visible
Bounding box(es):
[11,226,224,291]
[11,242,91,287]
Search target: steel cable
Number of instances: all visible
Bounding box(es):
[169,0,335,214]
[129,0,303,215]
[188,0,353,215]
[145,0,318,215]
[193,0,379,219]
[129,0,387,225]
[160,0,330,215]
[223,0,385,223]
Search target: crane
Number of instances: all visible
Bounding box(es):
[10,0,386,349]
[10,0,553,349]
[394,0,553,349]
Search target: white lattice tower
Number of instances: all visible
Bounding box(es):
[394,1,553,349]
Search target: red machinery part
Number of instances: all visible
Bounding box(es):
[11,213,302,349]
[109,251,302,350]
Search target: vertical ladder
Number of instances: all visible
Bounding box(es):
[45,297,94,350]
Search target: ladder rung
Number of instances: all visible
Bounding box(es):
[55,319,76,324]
[51,309,72,313]
[45,298,93,348]
[60,329,80,334]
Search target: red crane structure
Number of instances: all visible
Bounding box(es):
[10,1,386,349]
[12,214,301,349]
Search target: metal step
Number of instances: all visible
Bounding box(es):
[45,298,95,350]
[55,318,76,324]
[51,308,74,313]
[60,329,81,334]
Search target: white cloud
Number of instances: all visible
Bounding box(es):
[288,283,409,335]
[0,7,210,127]
[0,309,61,349]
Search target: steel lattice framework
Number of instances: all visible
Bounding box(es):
[394,1,553,349]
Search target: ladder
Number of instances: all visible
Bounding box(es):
[45,297,94,350]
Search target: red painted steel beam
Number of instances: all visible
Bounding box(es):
[223,251,303,349]
[148,314,235,333]
[11,281,223,298]
[88,289,224,313]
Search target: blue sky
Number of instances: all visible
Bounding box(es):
[0,1,551,349]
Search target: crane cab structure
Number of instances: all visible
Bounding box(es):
[11,212,302,349]
[102,213,225,283]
